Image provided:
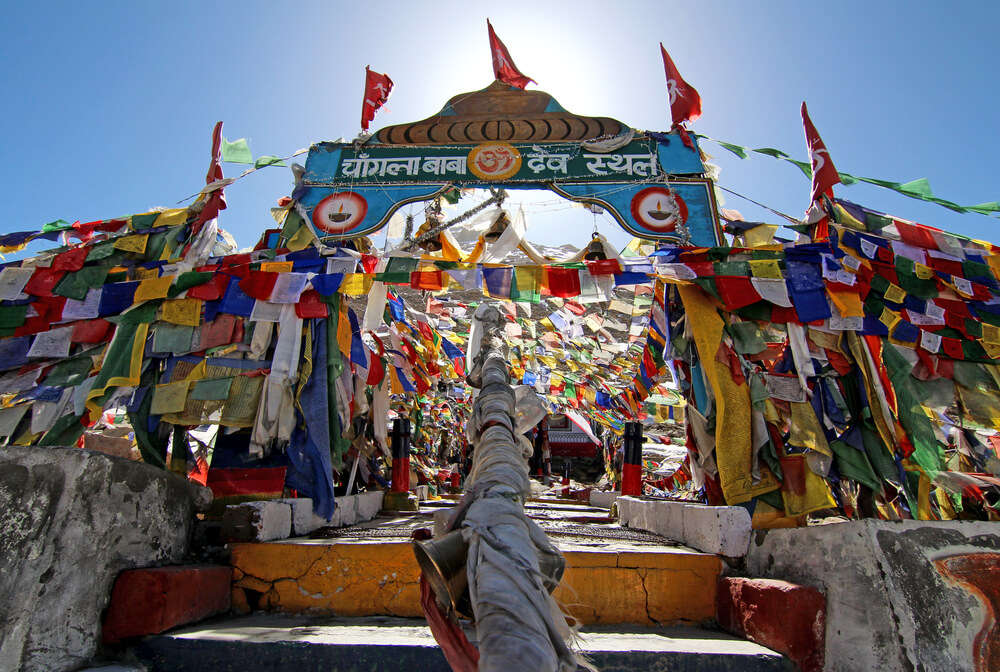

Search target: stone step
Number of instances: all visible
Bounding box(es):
[230,537,722,626]
[130,614,795,672]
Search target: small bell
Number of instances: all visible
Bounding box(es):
[483,210,510,243]
[584,233,606,261]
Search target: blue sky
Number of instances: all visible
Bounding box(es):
[1,1,997,254]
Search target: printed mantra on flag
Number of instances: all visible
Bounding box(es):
[339,144,659,181]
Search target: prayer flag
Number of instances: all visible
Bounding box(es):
[361,66,393,132]
[660,43,701,125]
[487,19,535,89]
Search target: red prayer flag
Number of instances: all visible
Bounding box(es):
[295,289,328,319]
[361,66,393,132]
[544,267,582,298]
[72,318,113,344]
[660,44,701,126]
[801,102,841,204]
[487,20,535,89]
[238,271,278,300]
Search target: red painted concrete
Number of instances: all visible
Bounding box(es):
[102,565,232,643]
[935,552,1000,672]
[716,576,825,672]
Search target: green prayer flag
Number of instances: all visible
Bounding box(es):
[254,155,287,168]
[191,377,234,401]
[38,412,86,447]
[0,304,27,328]
[42,219,71,233]
[857,177,902,190]
[830,439,881,492]
[898,178,933,199]
[752,147,790,159]
[377,257,418,284]
[168,271,214,298]
[717,141,748,159]
[53,266,109,301]
[85,242,118,262]
[969,202,1000,214]
[131,213,160,230]
[838,172,858,185]
[785,158,812,178]
[441,186,462,204]
[44,352,96,386]
[221,137,253,164]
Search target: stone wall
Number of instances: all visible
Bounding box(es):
[0,446,200,672]
[744,520,1000,672]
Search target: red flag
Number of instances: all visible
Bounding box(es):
[361,66,393,131]
[487,19,535,89]
[801,102,841,204]
[660,44,701,126]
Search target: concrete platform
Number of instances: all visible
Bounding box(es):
[130,614,794,672]
[231,497,721,627]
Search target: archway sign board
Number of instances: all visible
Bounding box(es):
[296,81,722,247]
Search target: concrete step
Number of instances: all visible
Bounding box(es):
[129,614,795,672]
[230,536,722,625]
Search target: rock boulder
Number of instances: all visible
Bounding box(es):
[0,446,198,672]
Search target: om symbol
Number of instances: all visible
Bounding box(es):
[468,143,522,181]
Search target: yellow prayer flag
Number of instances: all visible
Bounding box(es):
[883,284,906,304]
[135,266,160,280]
[980,340,1000,359]
[150,380,191,415]
[183,359,208,382]
[261,261,293,273]
[285,224,316,252]
[114,234,149,253]
[338,273,374,296]
[788,402,831,456]
[914,263,934,279]
[748,260,783,279]
[879,307,901,330]
[154,209,189,229]
[134,275,174,302]
[161,298,203,327]
[981,323,1000,345]
[829,289,865,318]
[744,224,778,248]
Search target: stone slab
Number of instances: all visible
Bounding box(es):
[0,446,197,672]
[222,500,292,542]
[618,497,751,557]
[102,565,232,643]
[589,489,621,509]
[716,577,825,672]
[130,614,794,672]
[744,520,1000,672]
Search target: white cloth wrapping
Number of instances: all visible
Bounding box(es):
[363,280,389,332]
[250,304,302,454]
[371,377,390,456]
[480,209,527,264]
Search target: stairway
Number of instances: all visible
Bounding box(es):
[131,614,794,672]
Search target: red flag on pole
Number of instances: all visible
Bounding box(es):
[801,102,841,204]
[361,66,393,132]
[487,19,535,89]
[660,44,701,126]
